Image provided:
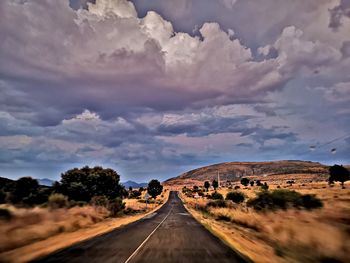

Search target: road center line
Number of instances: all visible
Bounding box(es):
[124,206,173,263]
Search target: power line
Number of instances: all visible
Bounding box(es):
[300,132,350,156]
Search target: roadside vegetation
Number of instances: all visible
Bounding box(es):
[180,165,350,263]
[0,166,165,258]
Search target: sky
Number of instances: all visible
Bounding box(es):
[0,0,349,182]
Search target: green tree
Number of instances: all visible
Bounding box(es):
[204,181,210,192]
[9,177,39,205]
[329,165,350,188]
[147,179,163,199]
[250,181,254,186]
[256,180,262,186]
[56,166,124,202]
[212,179,218,190]
[240,178,250,186]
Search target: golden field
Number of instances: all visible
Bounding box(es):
[180,182,350,263]
[0,191,169,262]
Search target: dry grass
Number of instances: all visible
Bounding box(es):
[0,205,110,253]
[0,190,169,262]
[182,182,350,263]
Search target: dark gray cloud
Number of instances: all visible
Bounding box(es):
[329,0,350,30]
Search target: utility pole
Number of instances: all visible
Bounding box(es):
[217,171,220,188]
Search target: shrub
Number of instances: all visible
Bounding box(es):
[211,192,224,200]
[256,180,262,186]
[261,182,269,191]
[0,208,13,221]
[90,195,108,207]
[108,197,125,217]
[129,190,142,199]
[226,191,245,203]
[234,185,240,190]
[240,178,250,186]
[48,193,69,209]
[250,181,254,186]
[207,200,227,208]
[216,214,231,221]
[301,194,323,209]
[247,189,323,211]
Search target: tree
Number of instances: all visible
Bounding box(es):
[193,185,199,192]
[212,179,218,190]
[250,181,254,187]
[329,165,350,188]
[9,177,39,205]
[204,181,210,192]
[129,186,133,192]
[56,166,124,202]
[147,179,163,199]
[256,180,262,186]
[240,178,250,186]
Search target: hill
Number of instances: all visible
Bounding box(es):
[165,160,330,186]
[121,180,147,188]
[37,178,55,186]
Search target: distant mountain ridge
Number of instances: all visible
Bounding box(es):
[37,178,55,186]
[165,160,329,185]
[122,180,147,188]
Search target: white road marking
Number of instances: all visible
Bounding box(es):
[178,212,190,216]
[124,207,173,263]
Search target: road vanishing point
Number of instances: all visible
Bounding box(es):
[33,191,247,263]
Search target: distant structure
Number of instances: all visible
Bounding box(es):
[217,171,220,188]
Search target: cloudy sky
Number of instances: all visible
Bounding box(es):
[0,0,349,182]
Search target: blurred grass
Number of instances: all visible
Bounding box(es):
[181,181,350,263]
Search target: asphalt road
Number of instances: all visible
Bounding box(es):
[33,191,246,263]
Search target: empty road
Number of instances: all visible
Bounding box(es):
[33,191,247,263]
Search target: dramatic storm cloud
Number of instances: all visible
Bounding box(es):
[0,0,349,181]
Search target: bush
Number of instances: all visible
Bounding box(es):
[247,189,323,211]
[261,182,269,191]
[234,185,240,190]
[301,194,323,209]
[48,193,69,209]
[211,192,224,200]
[90,195,108,207]
[226,191,245,203]
[207,200,227,208]
[216,214,231,221]
[129,190,142,199]
[0,208,13,221]
[108,197,125,217]
[240,178,250,186]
